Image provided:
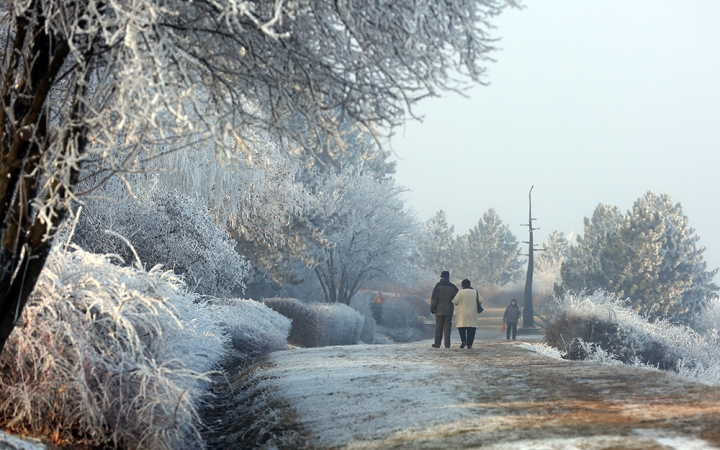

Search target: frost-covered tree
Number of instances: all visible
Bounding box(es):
[560,192,719,324]
[71,178,249,298]
[560,203,625,296]
[0,0,507,352]
[155,131,321,285]
[420,210,456,276]
[452,208,523,287]
[312,170,420,304]
[534,230,572,295]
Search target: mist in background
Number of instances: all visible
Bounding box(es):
[390,0,720,276]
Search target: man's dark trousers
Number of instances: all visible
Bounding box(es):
[506,322,518,340]
[435,315,452,348]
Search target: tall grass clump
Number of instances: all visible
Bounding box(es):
[544,291,720,384]
[0,246,227,449]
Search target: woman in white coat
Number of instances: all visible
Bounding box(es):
[452,279,483,349]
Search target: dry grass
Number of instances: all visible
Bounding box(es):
[0,246,227,449]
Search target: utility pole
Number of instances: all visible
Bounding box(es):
[519,186,543,334]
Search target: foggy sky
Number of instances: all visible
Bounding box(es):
[390,1,720,277]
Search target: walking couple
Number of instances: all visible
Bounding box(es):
[430,271,483,349]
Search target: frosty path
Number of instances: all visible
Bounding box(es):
[240,339,720,449]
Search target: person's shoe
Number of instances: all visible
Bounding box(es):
[460,343,466,349]
[445,346,450,349]
[467,346,472,349]
[431,344,440,348]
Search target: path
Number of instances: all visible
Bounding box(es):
[202,304,720,449]
[210,335,720,449]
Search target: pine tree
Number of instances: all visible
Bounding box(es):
[622,192,718,323]
[559,192,719,324]
[453,208,522,287]
[420,210,456,276]
[560,203,626,296]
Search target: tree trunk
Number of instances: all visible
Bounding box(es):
[0,7,74,355]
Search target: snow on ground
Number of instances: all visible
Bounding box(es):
[250,343,476,445]
[0,431,46,450]
[246,337,720,449]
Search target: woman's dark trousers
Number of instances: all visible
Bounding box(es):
[434,315,452,348]
[506,322,518,340]
[458,327,477,348]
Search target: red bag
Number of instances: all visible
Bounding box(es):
[501,323,506,332]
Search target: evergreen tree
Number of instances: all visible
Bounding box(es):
[420,210,456,276]
[560,203,626,296]
[560,192,719,324]
[453,208,523,287]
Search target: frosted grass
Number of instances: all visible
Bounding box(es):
[544,291,720,385]
[0,246,288,449]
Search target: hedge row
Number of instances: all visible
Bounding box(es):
[263,298,375,346]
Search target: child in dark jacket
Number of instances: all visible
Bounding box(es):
[503,299,521,340]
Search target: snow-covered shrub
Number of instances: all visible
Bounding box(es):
[518,342,564,359]
[72,179,248,297]
[263,298,322,347]
[0,246,226,450]
[311,303,365,346]
[359,316,377,344]
[203,299,290,360]
[262,299,368,347]
[692,296,720,334]
[544,291,720,382]
[350,293,376,344]
[349,293,373,317]
[380,300,424,342]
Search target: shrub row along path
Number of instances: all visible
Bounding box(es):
[208,307,720,449]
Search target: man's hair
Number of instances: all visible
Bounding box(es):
[461,279,471,288]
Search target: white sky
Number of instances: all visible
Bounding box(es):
[389,1,720,275]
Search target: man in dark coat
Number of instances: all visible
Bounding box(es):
[430,270,458,348]
[503,298,522,340]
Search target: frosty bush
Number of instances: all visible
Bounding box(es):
[263,298,322,347]
[204,299,290,361]
[381,301,424,343]
[262,298,367,347]
[349,293,373,318]
[72,180,248,297]
[0,246,227,450]
[350,293,377,344]
[359,316,377,344]
[544,291,720,384]
[692,296,720,335]
[311,303,365,346]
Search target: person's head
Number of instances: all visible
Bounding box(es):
[440,270,450,280]
[461,279,471,289]
[510,298,518,305]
